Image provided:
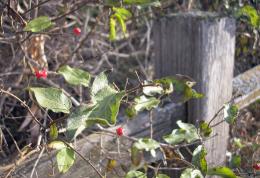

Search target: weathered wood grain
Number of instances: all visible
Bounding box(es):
[153,11,236,166]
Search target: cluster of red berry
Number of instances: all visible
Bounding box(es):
[35,69,47,79]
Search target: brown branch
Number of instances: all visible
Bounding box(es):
[0,89,44,128]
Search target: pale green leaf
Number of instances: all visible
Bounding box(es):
[230,154,241,168]
[114,13,127,34]
[56,147,75,173]
[24,16,52,32]
[164,120,199,145]
[48,141,66,150]
[124,0,159,5]
[156,174,170,178]
[112,7,132,20]
[199,121,212,137]
[180,168,204,178]
[142,81,163,96]
[224,104,238,124]
[134,95,160,112]
[207,166,236,178]
[109,17,116,41]
[30,87,72,113]
[125,170,147,178]
[133,138,160,151]
[237,5,259,28]
[58,65,91,87]
[49,123,58,140]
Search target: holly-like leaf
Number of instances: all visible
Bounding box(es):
[24,16,52,32]
[58,65,91,87]
[156,174,170,178]
[224,104,238,124]
[163,120,199,145]
[199,121,212,137]
[49,123,58,140]
[207,166,236,178]
[30,87,72,113]
[56,147,75,173]
[180,168,204,178]
[125,170,147,178]
[192,145,207,175]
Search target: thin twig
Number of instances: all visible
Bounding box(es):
[0,89,44,128]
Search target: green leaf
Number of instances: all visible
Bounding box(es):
[163,120,199,145]
[112,7,132,20]
[207,166,236,178]
[91,72,110,97]
[237,5,260,28]
[224,104,238,124]
[180,168,204,178]
[30,87,72,113]
[125,170,147,178]
[89,91,125,125]
[192,145,207,175]
[49,123,58,140]
[199,121,212,137]
[48,141,66,150]
[66,72,125,139]
[134,138,160,151]
[114,13,127,34]
[131,145,143,166]
[58,65,91,87]
[109,17,116,41]
[24,16,52,32]
[133,95,160,112]
[230,154,241,168]
[156,174,170,178]
[56,147,75,173]
[155,75,200,103]
[66,104,95,139]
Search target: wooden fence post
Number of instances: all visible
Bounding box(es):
[153,12,236,166]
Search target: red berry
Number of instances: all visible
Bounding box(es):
[253,163,260,170]
[35,69,47,79]
[40,69,47,78]
[116,127,123,136]
[73,27,81,36]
